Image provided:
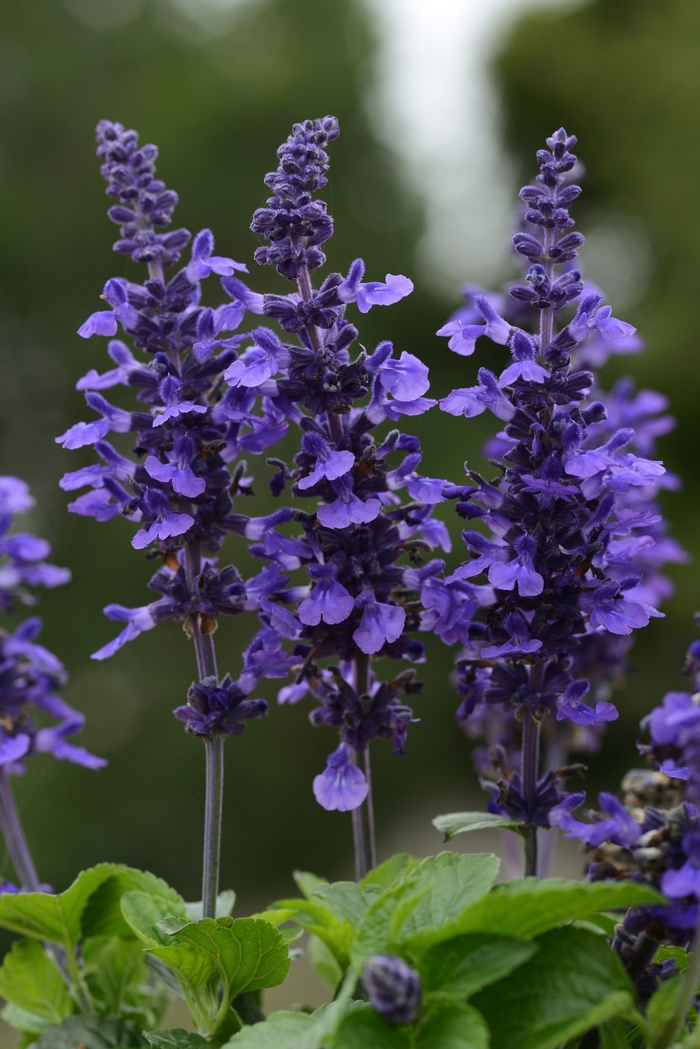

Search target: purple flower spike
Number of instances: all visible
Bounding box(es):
[353,590,406,655]
[313,743,368,811]
[298,563,355,626]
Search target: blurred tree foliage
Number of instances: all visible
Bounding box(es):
[0,0,480,910]
[495,0,700,765]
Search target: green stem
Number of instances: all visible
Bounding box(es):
[656,912,700,1049]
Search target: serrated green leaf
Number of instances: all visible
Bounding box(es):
[144,1030,211,1049]
[395,852,501,952]
[0,939,74,1026]
[33,1014,149,1049]
[454,877,665,939]
[350,879,426,965]
[420,933,537,1000]
[432,811,526,839]
[414,1003,490,1049]
[171,917,290,996]
[82,869,186,940]
[360,855,420,891]
[147,917,289,1037]
[472,926,635,1049]
[223,1010,315,1049]
[157,916,189,936]
[270,896,353,969]
[0,864,123,949]
[293,871,330,899]
[332,1004,411,1049]
[121,891,188,947]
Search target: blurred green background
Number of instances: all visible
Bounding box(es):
[0,0,697,927]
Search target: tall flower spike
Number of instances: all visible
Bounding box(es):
[249,117,437,879]
[0,477,104,897]
[435,130,674,877]
[61,120,298,918]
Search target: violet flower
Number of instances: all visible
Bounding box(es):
[435,130,674,875]
[246,118,439,877]
[61,120,297,917]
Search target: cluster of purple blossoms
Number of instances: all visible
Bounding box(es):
[546,627,700,988]
[242,118,447,838]
[57,120,310,736]
[0,477,103,775]
[432,130,676,869]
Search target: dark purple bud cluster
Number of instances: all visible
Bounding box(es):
[251,117,340,279]
[96,120,190,268]
[174,673,267,739]
[362,954,422,1026]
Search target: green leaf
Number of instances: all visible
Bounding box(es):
[2,1002,56,1036]
[420,933,537,1000]
[432,812,526,840]
[454,877,665,939]
[332,1004,411,1049]
[353,852,499,964]
[414,1003,490,1049]
[33,1015,149,1049]
[293,871,330,899]
[173,916,289,996]
[144,1030,211,1049]
[395,852,501,951]
[270,896,354,969]
[147,917,289,1036]
[360,855,419,891]
[311,882,378,927]
[647,974,685,1042]
[600,1018,636,1049]
[223,1011,316,1049]
[82,868,186,940]
[308,934,343,989]
[472,926,635,1049]
[0,939,74,1025]
[0,864,124,949]
[183,890,236,922]
[121,890,189,947]
[82,936,149,1018]
[654,945,690,973]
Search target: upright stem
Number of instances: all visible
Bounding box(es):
[521,710,541,878]
[185,538,223,917]
[0,768,40,890]
[539,227,554,355]
[363,749,377,871]
[202,736,225,919]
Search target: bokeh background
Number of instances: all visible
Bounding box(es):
[0,0,697,968]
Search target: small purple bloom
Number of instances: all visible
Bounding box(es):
[186,228,248,282]
[313,742,368,811]
[91,604,157,660]
[353,590,406,655]
[316,475,381,529]
[338,259,413,313]
[363,955,422,1026]
[144,435,206,498]
[297,431,354,490]
[298,562,355,626]
[556,679,618,726]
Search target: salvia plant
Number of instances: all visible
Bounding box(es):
[0,118,696,1049]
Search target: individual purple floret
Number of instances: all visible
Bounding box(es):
[362,954,422,1026]
[435,130,674,875]
[245,118,441,877]
[62,120,302,917]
